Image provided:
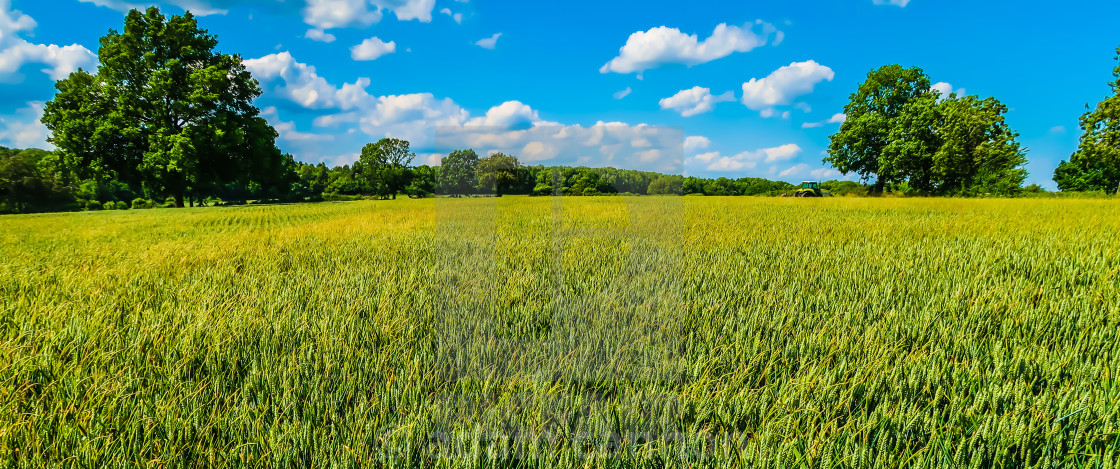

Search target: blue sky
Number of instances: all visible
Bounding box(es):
[1,0,1118,187]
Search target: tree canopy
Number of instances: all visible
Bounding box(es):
[439,149,479,197]
[1053,46,1120,194]
[476,153,521,197]
[359,138,415,199]
[40,7,283,207]
[826,65,1026,195]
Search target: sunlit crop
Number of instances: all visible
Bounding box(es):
[1,197,1117,467]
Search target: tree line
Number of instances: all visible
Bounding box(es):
[3,136,881,213]
[2,8,1119,214]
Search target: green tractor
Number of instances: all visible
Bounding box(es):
[794,181,831,197]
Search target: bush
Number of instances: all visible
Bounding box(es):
[531,184,554,197]
[647,175,683,195]
[85,200,103,211]
[103,201,116,210]
[131,198,152,209]
[322,192,362,202]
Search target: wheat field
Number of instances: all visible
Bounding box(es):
[1,197,1118,467]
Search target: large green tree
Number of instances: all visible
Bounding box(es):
[476,153,520,197]
[931,96,1026,195]
[827,65,933,193]
[438,149,479,197]
[359,138,415,199]
[41,7,282,207]
[826,64,1026,195]
[1053,47,1120,194]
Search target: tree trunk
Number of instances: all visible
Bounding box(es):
[189,194,194,208]
[174,193,185,208]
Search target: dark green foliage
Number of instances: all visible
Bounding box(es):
[828,65,932,192]
[40,7,283,207]
[1053,46,1120,194]
[930,96,1026,195]
[438,149,479,196]
[820,180,869,197]
[647,175,683,195]
[828,65,1027,195]
[359,138,415,199]
[476,152,521,196]
[0,147,76,213]
[406,165,439,198]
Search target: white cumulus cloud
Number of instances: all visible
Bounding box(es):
[0,0,96,83]
[741,60,835,113]
[302,0,435,30]
[931,81,965,99]
[304,29,336,43]
[0,101,50,149]
[613,87,632,100]
[683,135,710,154]
[600,21,779,76]
[351,37,396,61]
[245,52,379,110]
[466,100,540,128]
[658,86,735,117]
[686,143,802,172]
[245,53,687,173]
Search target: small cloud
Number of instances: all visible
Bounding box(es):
[659,86,735,117]
[613,87,632,100]
[779,163,810,178]
[684,135,710,154]
[762,143,801,163]
[351,37,397,61]
[439,7,462,24]
[305,29,336,43]
[931,82,965,99]
[872,0,910,6]
[475,32,502,49]
[1049,125,1066,135]
[802,113,846,128]
[811,168,839,179]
